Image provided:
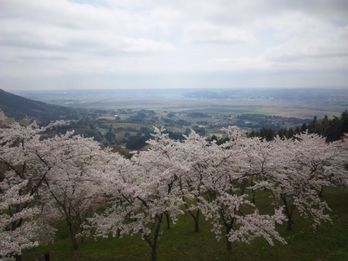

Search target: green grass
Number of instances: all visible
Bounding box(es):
[23,188,348,261]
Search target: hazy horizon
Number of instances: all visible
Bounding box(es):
[5,86,348,93]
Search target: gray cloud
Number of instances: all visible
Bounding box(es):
[0,0,347,89]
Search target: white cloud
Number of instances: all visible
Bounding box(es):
[258,13,348,70]
[184,23,255,44]
[0,0,347,88]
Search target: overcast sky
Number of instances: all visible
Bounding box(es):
[1,0,348,90]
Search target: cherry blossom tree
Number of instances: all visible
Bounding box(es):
[0,122,113,254]
[193,127,287,251]
[0,170,40,261]
[327,139,348,188]
[86,128,186,261]
[174,130,214,233]
[2,121,347,260]
[256,133,338,230]
[199,193,286,251]
[0,122,59,260]
[35,132,116,251]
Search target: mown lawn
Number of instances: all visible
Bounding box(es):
[23,188,348,261]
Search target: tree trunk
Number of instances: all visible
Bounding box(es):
[252,190,256,204]
[67,220,79,251]
[15,254,22,261]
[225,225,233,251]
[149,214,163,261]
[250,177,256,204]
[70,231,79,251]
[281,195,294,231]
[43,252,50,261]
[188,210,200,233]
[194,210,200,233]
[151,245,157,261]
[226,240,233,251]
[37,252,50,261]
[165,212,170,230]
[287,216,293,231]
[319,186,324,199]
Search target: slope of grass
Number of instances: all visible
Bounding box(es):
[23,188,348,261]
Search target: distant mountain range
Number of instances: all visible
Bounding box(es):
[0,89,83,123]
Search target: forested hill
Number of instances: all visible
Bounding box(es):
[0,89,84,123]
[248,110,348,142]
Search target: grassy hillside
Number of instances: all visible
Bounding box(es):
[23,187,348,261]
[0,89,83,123]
